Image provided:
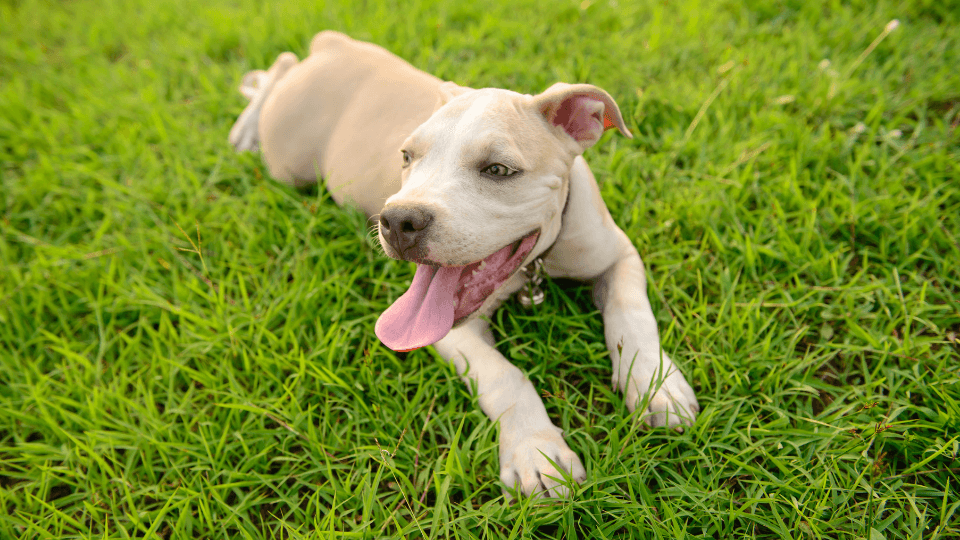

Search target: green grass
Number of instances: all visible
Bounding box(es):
[2,0,959,537]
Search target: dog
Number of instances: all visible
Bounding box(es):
[229,31,699,498]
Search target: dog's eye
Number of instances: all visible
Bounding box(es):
[481,163,519,177]
[401,150,412,167]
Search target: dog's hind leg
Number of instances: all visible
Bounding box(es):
[229,52,299,152]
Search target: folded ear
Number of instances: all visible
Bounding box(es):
[437,81,470,106]
[533,83,632,151]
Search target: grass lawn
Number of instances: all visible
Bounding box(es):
[2,0,959,537]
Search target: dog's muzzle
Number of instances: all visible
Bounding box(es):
[379,205,433,259]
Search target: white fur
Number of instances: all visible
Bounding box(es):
[229,31,700,499]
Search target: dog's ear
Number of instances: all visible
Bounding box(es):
[438,81,470,105]
[533,83,632,151]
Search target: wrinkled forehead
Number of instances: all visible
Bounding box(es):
[410,90,530,143]
[407,89,562,166]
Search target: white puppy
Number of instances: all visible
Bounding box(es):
[230,31,699,498]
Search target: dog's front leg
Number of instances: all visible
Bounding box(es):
[593,231,700,427]
[432,318,586,498]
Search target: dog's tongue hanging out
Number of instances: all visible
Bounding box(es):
[375,232,540,351]
[375,265,462,352]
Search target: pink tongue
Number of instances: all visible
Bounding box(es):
[375,264,465,351]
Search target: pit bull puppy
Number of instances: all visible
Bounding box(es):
[229,31,699,498]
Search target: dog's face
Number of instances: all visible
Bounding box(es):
[375,84,630,352]
[386,88,570,263]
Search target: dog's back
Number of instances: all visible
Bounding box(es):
[258,31,445,216]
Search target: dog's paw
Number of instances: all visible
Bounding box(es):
[498,427,586,499]
[228,101,261,153]
[229,69,273,152]
[622,365,699,428]
[239,70,268,101]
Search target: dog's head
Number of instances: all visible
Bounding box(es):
[375,82,631,351]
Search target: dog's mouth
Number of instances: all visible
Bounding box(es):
[375,229,540,352]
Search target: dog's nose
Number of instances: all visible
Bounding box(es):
[379,206,433,256]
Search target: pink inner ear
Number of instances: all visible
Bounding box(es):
[551,95,604,145]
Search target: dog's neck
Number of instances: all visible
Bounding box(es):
[517,175,572,307]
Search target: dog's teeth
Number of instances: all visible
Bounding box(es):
[479,261,487,270]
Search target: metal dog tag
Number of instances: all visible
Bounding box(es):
[518,258,546,308]
[518,286,545,307]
